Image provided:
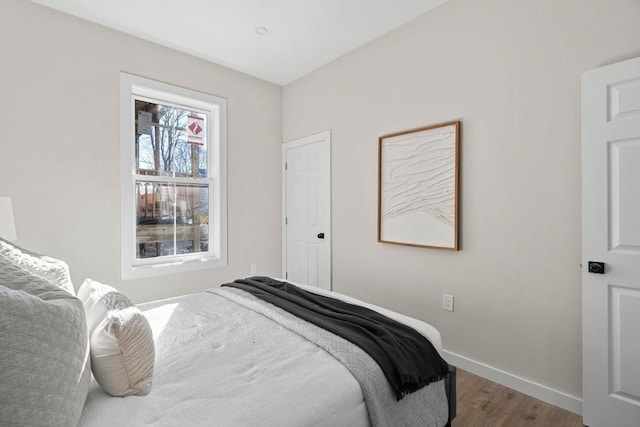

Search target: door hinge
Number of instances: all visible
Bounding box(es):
[285,162,288,170]
[285,217,288,225]
[285,272,288,279]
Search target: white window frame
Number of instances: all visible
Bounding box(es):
[120,73,227,280]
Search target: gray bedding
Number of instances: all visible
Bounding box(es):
[212,286,449,427]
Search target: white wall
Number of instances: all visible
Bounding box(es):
[283,0,640,401]
[0,0,283,303]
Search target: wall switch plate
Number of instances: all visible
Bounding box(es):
[443,294,454,312]
[250,263,258,274]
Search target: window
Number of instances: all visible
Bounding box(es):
[120,73,227,279]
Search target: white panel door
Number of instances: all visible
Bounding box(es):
[582,56,640,427]
[283,131,331,290]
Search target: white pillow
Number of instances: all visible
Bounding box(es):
[0,237,75,295]
[0,259,90,426]
[78,279,155,397]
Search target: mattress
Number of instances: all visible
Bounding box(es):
[79,285,445,426]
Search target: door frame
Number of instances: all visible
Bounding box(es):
[282,130,332,289]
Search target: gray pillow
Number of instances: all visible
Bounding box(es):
[0,255,90,426]
[0,237,75,295]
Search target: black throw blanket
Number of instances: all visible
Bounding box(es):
[222,277,449,401]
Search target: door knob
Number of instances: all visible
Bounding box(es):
[588,261,605,274]
[317,233,325,239]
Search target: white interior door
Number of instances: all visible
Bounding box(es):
[282,131,331,290]
[582,56,640,427]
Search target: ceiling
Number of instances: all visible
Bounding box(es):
[32,0,445,86]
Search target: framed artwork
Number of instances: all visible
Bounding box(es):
[378,120,460,250]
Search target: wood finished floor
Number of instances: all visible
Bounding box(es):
[452,369,584,427]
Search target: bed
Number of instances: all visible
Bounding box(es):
[0,238,456,427]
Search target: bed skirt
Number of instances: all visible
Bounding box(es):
[445,364,457,427]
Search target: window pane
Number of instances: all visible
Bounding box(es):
[135,100,208,177]
[136,181,209,259]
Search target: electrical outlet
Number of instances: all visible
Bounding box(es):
[443,294,454,312]
[250,263,257,274]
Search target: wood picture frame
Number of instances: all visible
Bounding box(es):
[378,120,460,250]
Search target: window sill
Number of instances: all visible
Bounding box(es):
[121,256,226,280]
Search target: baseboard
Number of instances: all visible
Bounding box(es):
[442,350,583,416]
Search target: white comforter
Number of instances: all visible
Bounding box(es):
[79,285,445,427]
